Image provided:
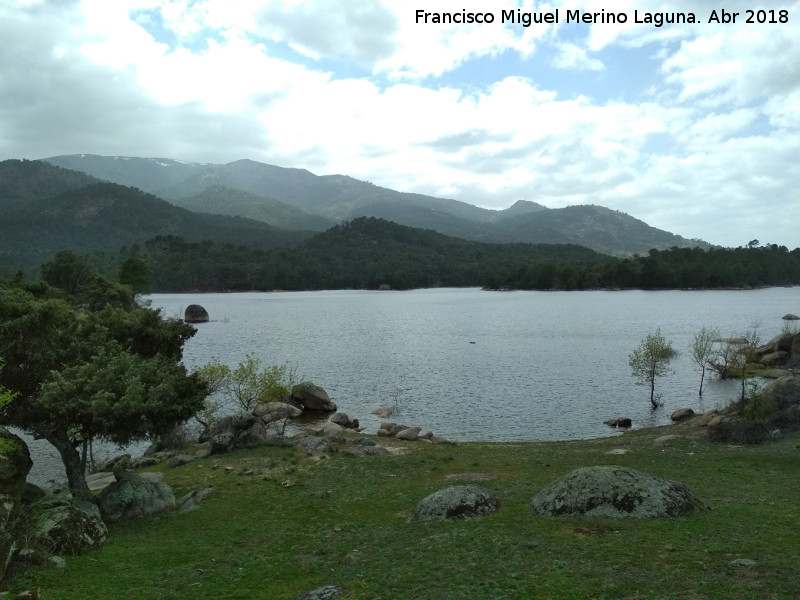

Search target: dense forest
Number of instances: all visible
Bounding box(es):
[118,217,800,292]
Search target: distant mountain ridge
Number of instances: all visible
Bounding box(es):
[0,160,310,270]
[41,154,710,256]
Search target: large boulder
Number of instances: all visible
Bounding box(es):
[0,428,33,577]
[529,466,708,519]
[760,375,800,414]
[670,408,695,422]
[253,401,302,424]
[0,428,32,496]
[291,382,336,412]
[99,471,175,523]
[292,584,345,600]
[27,497,108,554]
[205,414,268,454]
[184,304,209,323]
[414,485,500,522]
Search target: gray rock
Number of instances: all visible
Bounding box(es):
[429,435,455,445]
[21,483,45,505]
[178,486,214,514]
[184,304,209,323]
[292,584,345,600]
[207,414,268,455]
[27,497,108,554]
[670,408,695,421]
[730,558,757,568]
[351,437,376,447]
[371,404,393,418]
[395,427,421,441]
[253,401,302,423]
[167,454,194,469]
[291,381,337,412]
[760,375,800,410]
[85,471,117,492]
[529,465,708,519]
[604,417,632,428]
[782,313,799,320]
[692,410,719,427]
[130,456,163,469]
[0,427,32,495]
[760,351,788,365]
[101,453,131,471]
[99,471,175,523]
[0,428,33,579]
[415,485,500,522]
[48,556,66,569]
[295,437,333,454]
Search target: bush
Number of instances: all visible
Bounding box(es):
[707,418,771,445]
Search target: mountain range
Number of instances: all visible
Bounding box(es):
[43,154,709,256]
[0,154,710,272]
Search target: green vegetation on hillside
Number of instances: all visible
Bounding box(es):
[0,180,309,270]
[138,217,603,291]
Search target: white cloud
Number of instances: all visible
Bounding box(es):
[0,0,799,248]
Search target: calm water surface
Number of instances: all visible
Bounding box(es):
[25,286,798,484]
[153,287,798,441]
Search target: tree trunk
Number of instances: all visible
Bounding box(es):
[699,365,706,397]
[650,376,657,408]
[43,429,92,501]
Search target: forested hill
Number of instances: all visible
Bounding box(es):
[138,217,800,293]
[0,159,100,212]
[141,217,604,292]
[0,180,310,270]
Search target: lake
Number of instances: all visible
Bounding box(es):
[24,286,798,485]
[151,287,797,440]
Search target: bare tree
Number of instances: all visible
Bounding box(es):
[689,326,720,396]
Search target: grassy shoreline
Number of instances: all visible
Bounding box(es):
[12,418,800,599]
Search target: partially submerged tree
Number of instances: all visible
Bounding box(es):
[629,328,677,408]
[689,326,720,396]
[0,286,206,500]
[709,323,762,402]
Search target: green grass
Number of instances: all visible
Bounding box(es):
[10,423,800,599]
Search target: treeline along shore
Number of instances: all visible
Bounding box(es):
[133,218,800,293]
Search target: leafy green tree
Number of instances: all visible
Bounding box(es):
[39,250,134,310]
[0,286,206,500]
[119,256,151,296]
[689,326,720,396]
[194,356,298,425]
[629,328,677,408]
[39,250,95,295]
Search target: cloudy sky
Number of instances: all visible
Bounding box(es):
[2,0,799,248]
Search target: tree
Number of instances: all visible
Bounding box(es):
[689,326,720,396]
[736,323,762,402]
[119,256,151,296]
[0,286,206,500]
[628,328,677,408]
[39,250,94,295]
[193,356,298,428]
